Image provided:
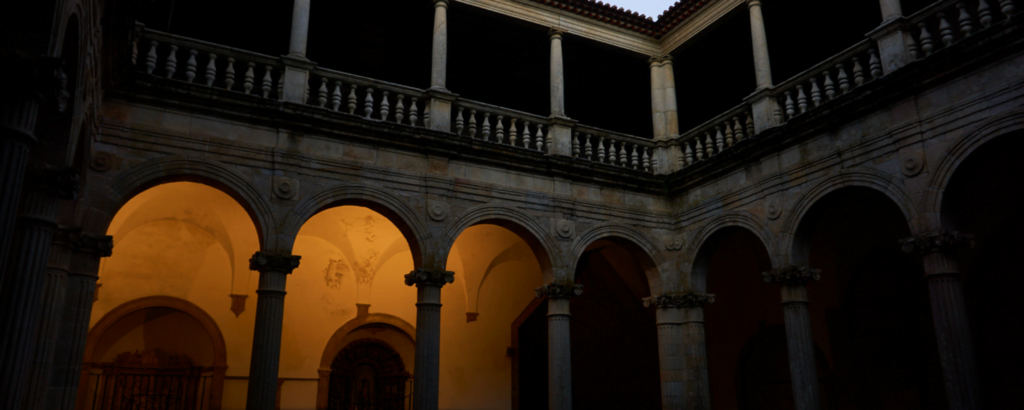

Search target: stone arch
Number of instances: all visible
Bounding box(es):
[570,222,664,294]
[316,313,416,410]
[926,108,1024,228]
[780,168,920,264]
[82,295,228,410]
[78,156,277,249]
[282,183,431,268]
[686,211,777,293]
[440,204,559,281]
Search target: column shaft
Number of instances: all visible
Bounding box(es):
[430,0,449,90]
[288,0,311,57]
[413,285,442,410]
[23,230,73,410]
[0,97,38,286]
[655,310,684,410]
[880,0,903,20]
[549,30,566,118]
[924,252,980,410]
[748,0,773,89]
[782,296,821,410]
[246,270,289,410]
[548,297,572,410]
[662,58,679,138]
[682,313,710,410]
[650,59,666,139]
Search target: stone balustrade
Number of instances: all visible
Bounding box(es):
[572,125,655,173]
[772,39,881,125]
[134,25,283,99]
[906,0,1015,61]
[451,100,553,153]
[308,68,427,126]
[676,103,756,168]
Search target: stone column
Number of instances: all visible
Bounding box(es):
[662,57,679,139]
[281,0,315,103]
[246,252,301,410]
[23,228,74,410]
[536,282,583,410]
[901,232,981,410]
[430,0,449,91]
[644,293,714,410]
[880,0,903,21]
[748,0,773,89]
[46,232,112,410]
[0,167,77,410]
[405,268,455,410]
[649,57,666,140]
[549,28,566,118]
[288,0,311,58]
[867,2,911,75]
[763,266,822,410]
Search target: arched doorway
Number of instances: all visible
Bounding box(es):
[327,338,411,410]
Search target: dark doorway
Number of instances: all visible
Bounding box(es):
[328,338,411,410]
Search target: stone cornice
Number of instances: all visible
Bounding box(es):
[404,268,456,287]
[535,282,583,298]
[249,251,301,273]
[659,0,745,54]
[762,266,821,286]
[900,231,975,255]
[643,292,715,308]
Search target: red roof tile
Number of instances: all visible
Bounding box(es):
[527,0,711,39]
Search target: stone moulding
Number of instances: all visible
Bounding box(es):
[762,266,821,285]
[642,292,715,308]
[900,231,975,254]
[535,282,583,298]
[404,268,455,287]
[248,251,301,272]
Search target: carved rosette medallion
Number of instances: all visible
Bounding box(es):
[900,151,925,176]
[555,219,575,239]
[766,200,782,220]
[427,201,448,222]
[91,152,116,172]
[664,235,684,251]
[404,268,455,287]
[273,177,299,200]
[535,282,583,299]
[643,292,715,308]
[900,231,975,254]
[249,251,301,273]
[762,266,821,285]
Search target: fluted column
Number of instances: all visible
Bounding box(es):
[288,0,311,58]
[748,0,773,89]
[763,266,822,410]
[0,167,77,410]
[46,232,112,410]
[536,282,582,410]
[430,0,449,91]
[23,228,74,410]
[405,268,455,410]
[901,232,980,410]
[246,252,301,410]
[644,293,714,410]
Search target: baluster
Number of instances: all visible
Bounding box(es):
[455,107,465,135]
[165,44,178,78]
[468,110,478,139]
[244,62,255,94]
[225,58,236,90]
[598,137,606,163]
[718,126,728,150]
[423,105,431,128]
[999,0,1015,18]
[920,22,935,56]
[823,70,835,100]
[908,32,921,60]
[695,138,705,161]
[380,91,390,120]
[536,125,545,151]
[733,117,745,142]
[364,88,374,118]
[774,100,783,125]
[584,135,593,159]
[608,140,616,164]
[510,118,518,146]
[262,66,273,98]
[185,49,198,83]
[705,134,715,158]
[522,121,532,149]
[836,63,849,94]
[978,0,994,28]
[746,112,755,137]
[332,81,343,111]
[852,57,866,86]
[496,116,505,143]
[642,148,651,172]
[132,37,139,66]
[409,97,419,126]
[797,85,808,114]
[631,145,639,169]
[318,78,329,108]
[572,132,580,157]
[145,41,158,74]
[939,13,955,46]
[785,91,796,118]
[279,75,285,100]
[395,95,405,123]
[348,85,358,114]
[685,141,694,166]
[619,142,628,166]
[869,49,883,79]
[810,77,822,107]
[958,3,974,37]
[482,113,491,141]
[205,53,217,86]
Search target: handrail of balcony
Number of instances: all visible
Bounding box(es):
[307,67,427,126]
[904,0,1014,62]
[450,98,552,152]
[572,124,654,172]
[673,102,755,169]
[771,39,880,125]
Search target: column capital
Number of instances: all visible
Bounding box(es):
[249,251,301,273]
[900,231,975,255]
[748,0,764,8]
[762,265,821,286]
[432,0,449,8]
[648,55,672,66]
[548,27,567,39]
[535,282,583,299]
[643,292,715,308]
[404,268,455,288]
[72,232,113,257]
[25,166,79,200]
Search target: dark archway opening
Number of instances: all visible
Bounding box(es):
[941,133,1024,408]
[328,338,411,410]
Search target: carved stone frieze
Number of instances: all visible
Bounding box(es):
[643,292,715,308]
[535,282,583,299]
[762,266,821,285]
[249,251,301,273]
[404,268,455,287]
[900,231,975,254]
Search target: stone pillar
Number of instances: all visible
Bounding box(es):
[644,293,714,410]
[0,167,77,410]
[649,57,667,140]
[748,0,773,89]
[549,28,566,118]
[430,0,449,91]
[901,232,981,410]
[23,228,74,410]
[46,232,112,410]
[246,252,301,410]
[651,56,683,174]
[405,268,455,410]
[763,266,822,410]
[281,0,315,103]
[536,282,582,410]
[662,57,679,139]
[867,10,912,75]
[879,0,903,21]
[288,0,311,58]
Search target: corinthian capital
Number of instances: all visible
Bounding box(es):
[72,232,114,257]
[535,282,583,299]
[249,252,301,273]
[643,292,715,308]
[404,268,455,288]
[762,266,821,286]
[900,231,975,254]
